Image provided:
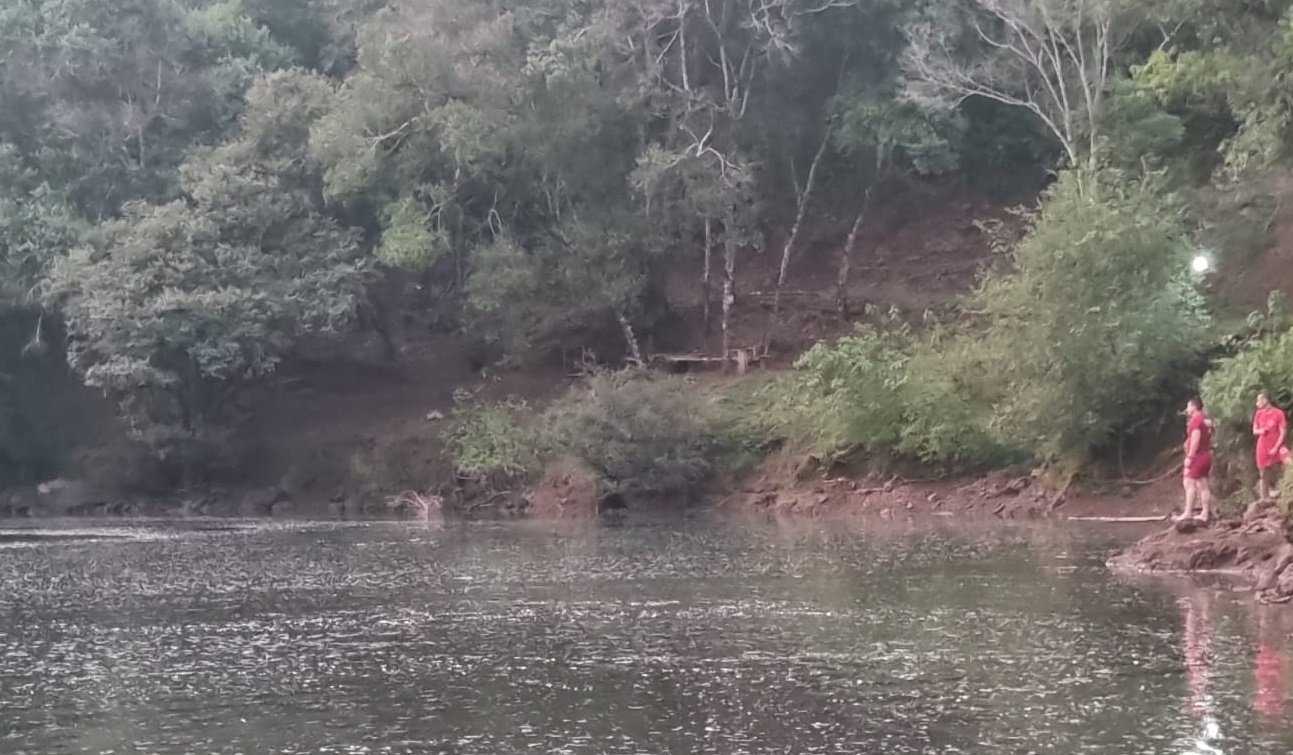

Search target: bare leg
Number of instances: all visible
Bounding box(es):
[1258,469,1271,502]
[1198,479,1213,523]
[1179,476,1197,521]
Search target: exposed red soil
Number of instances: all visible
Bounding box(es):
[227,180,1034,502]
[722,465,1185,522]
[666,182,1031,364]
[1206,173,1293,316]
[520,459,603,519]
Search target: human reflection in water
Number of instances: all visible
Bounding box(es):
[1252,603,1288,721]
[1179,592,1225,755]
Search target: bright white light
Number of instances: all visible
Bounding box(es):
[1192,254,1211,274]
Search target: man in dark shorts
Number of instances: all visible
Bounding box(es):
[1179,397,1214,523]
[1253,391,1288,502]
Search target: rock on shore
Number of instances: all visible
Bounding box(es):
[1108,500,1293,603]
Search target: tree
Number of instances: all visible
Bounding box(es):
[830,92,961,314]
[0,0,338,321]
[901,0,1138,171]
[973,169,1208,461]
[608,0,853,363]
[43,72,373,478]
[310,0,673,363]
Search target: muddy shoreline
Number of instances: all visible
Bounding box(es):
[0,466,1203,522]
[1108,501,1293,604]
[8,471,1293,607]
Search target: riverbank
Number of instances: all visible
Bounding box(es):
[9,458,1293,608]
[727,464,1293,603]
[1109,500,1293,604]
[0,459,1186,523]
[720,467,1184,521]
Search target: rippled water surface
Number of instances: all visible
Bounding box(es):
[1,516,1291,754]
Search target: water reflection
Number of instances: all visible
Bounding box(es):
[1178,590,1225,754]
[1157,579,1293,755]
[1252,604,1288,722]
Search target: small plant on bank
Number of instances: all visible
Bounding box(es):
[783,327,909,464]
[710,374,793,474]
[544,371,724,499]
[443,394,544,484]
[895,344,1018,468]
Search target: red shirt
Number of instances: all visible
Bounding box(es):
[1255,406,1287,467]
[1187,412,1214,456]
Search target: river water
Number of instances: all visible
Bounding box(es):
[0,516,1290,754]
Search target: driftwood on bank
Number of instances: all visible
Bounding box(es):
[1067,515,1169,523]
[647,344,769,375]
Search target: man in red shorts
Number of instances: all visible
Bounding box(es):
[1179,397,1214,523]
[1253,391,1288,502]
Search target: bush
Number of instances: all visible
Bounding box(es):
[768,326,1017,472]
[544,371,723,498]
[738,170,1209,476]
[895,345,1017,468]
[1201,323,1293,468]
[788,328,910,458]
[442,395,543,483]
[973,169,1209,462]
[710,375,792,473]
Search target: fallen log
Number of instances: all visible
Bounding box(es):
[1067,515,1168,523]
[647,345,768,375]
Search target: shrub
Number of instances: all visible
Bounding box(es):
[442,395,543,483]
[895,345,1019,468]
[973,169,1209,462]
[787,328,910,459]
[1201,323,1293,467]
[778,326,1018,471]
[544,371,723,498]
[709,375,789,473]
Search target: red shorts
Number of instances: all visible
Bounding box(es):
[1185,453,1212,480]
[1257,445,1290,470]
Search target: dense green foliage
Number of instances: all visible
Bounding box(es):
[764,327,1012,471]
[780,169,1212,472]
[1201,298,1293,463]
[443,396,543,483]
[444,373,726,499]
[4,0,1293,490]
[973,171,1209,459]
[545,373,724,498]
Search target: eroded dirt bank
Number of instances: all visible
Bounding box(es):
[720,468,1184,522]
[1109,501,1293,604]
[12,455,1293,609]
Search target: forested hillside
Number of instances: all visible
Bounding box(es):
[5,0,1293,510]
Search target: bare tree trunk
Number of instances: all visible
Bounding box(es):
[721,230,737,370]
[701,218,713,331]
[617,312,644,366]
[900,0,1127,177]
[365,295,400,363]
[678,0,691,93]
[836,188,871,317]
[774,126,831,315]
